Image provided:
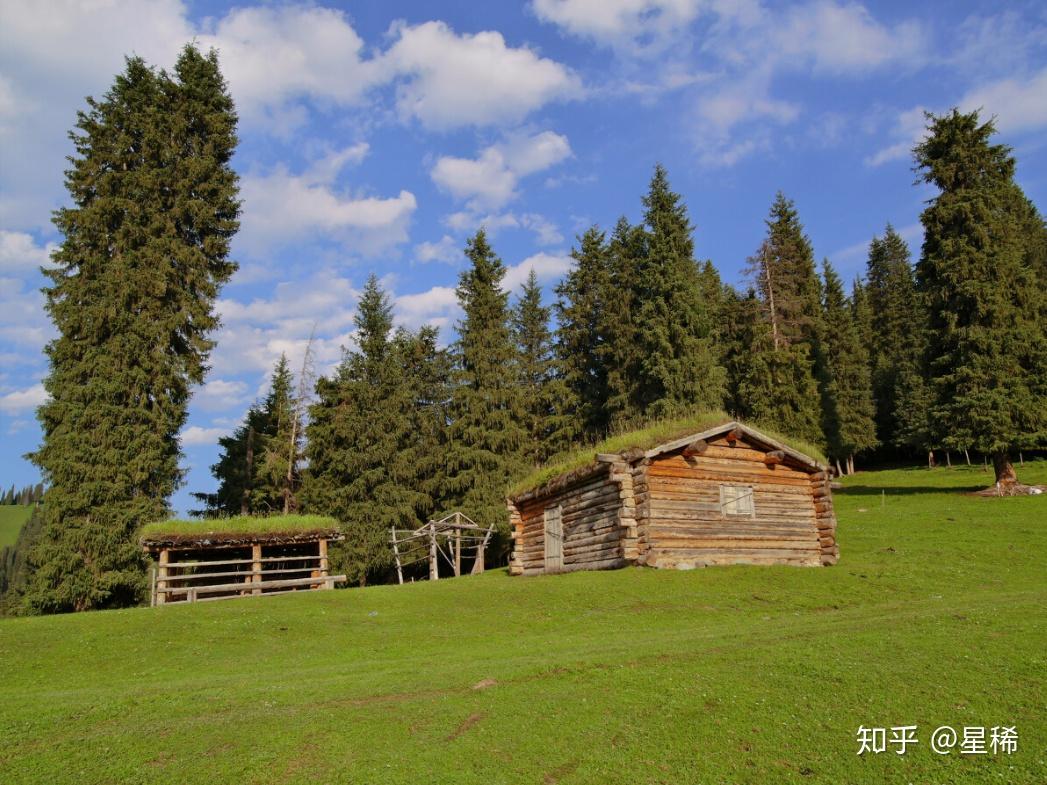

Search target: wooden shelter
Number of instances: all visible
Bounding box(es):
[390,512,495,583]
[508,421,838,576]
[140,516,346,605]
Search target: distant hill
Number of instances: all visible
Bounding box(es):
[0,506,33,549]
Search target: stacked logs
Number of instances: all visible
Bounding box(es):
[811,471,839,565]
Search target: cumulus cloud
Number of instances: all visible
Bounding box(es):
[532,0,705,55]
[0,383,47,414]
[415,235,462,264]
[960,67,1047,135]
[181,425,231,446]
[503,251,573,291]
[394,285,460,331]
[0,230,55,273]
[239,146,417,258]
[196,378,251,412]
[431,130,572,210]
[379,21,581,129]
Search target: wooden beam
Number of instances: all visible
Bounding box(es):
[725,428,742,446]
[252,543,262,596]
[157,549,169,605]
[763,450,785,466]
[682,439,709,457]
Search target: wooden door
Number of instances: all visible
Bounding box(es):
[544,504,563,572]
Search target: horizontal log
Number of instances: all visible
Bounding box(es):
[653,455,811,481]
[649,537,818,550]
[159,574,345,596]
[161,565,320,583]
[646,546,820,560]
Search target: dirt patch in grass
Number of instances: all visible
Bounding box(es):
[446,712,484,741]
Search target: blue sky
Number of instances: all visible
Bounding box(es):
[1,0,1045,514]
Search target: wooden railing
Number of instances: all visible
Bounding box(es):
[149,541,345,605]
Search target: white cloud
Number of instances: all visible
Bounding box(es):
[445,210,523,235]
[503,252,573,291]
[212,271,361,377]
[379,21,581,129]
[431,130,572,210]
[532,0,704,55]
[196,6,375,124]
[0,383,47,414]
[520,214,564,246]
[960,67,1047,135]
[196,378,250,411]
[394,285,461,339]
[0,230,54,273]
[415,235,461,264]
[239,147,417,258]
[181,425,230,446]
[866,106,928,167]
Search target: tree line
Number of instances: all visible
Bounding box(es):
[1,484,44,506]
[7,47,1045,613]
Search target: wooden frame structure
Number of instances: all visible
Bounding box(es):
[390,512,494,583]
[142,528,346,605]
[508,421,839,576]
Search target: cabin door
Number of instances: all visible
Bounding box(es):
[544,505,563,572]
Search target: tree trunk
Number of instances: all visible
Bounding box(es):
[928,450,936,469]
[993,452,1018,487]
[964,448,970,466]
[945,450,951,468]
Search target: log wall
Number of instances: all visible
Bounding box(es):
[508,461,632,576]
[638,435,823,568]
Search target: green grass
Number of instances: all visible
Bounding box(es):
[2,462,1045,784]
[139,514,340,543]
[510,410,829,496]
[0,506,33,549]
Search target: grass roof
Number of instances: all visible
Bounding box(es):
[140,514,340,545]
[508,410,828,498]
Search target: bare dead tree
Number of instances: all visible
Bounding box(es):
[284,324,317,514]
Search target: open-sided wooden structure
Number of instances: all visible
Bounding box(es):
[141,516,346,605]
[508,421,838,576]
[390,512,495,583]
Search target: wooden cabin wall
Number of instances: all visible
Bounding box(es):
[638,435,823,568]
[509,463,632,576]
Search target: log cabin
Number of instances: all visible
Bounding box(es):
[507,421,838,576]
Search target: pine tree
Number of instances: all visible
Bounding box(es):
[820,261,878,471]
[192,355,295,517]
[257,354,298,513]
[24,46,239,612]
[742,194,825,445]
[555,226,612,439]
[302,276,442,585]
[444,231,525,553]
[914,109,1047,486]
[513,270,575,466]
[601,216,646,427]
[627,165,724,418]
[864,226,924,448]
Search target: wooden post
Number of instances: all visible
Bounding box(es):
[454,527,461,577]
[429,523,438,581]
[964,448,971,466]
[391,529,404,585]
[252,543,262,595]
[471,523,494,575]
[318,538,331,589]
[157,549,169,605]
[150,563,157,607]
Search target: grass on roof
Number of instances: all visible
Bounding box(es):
[509,410,828,497]
[139,514,340,541]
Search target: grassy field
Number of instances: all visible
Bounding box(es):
[0,506,33,549]
[1,464,1044,784]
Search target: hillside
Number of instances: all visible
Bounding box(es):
[1,464,1045,784]
[0,505,33,549]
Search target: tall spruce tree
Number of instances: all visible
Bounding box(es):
[627,165,724,418]
[864,226,924,448]
[914,109,1047,486]
[513,270,574,466]
[444,231,525,550]
[820,261,878,471]
[742,193,825,445]
[302,276,439,585]
[555,226,612,439]
[25,46,239,612]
